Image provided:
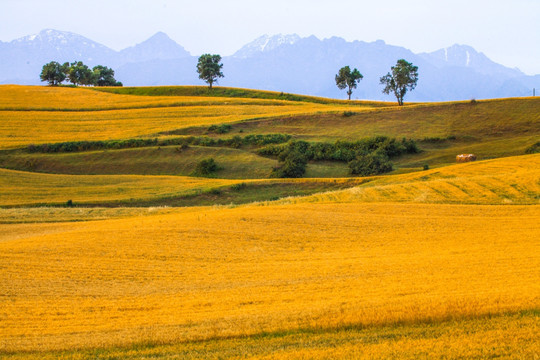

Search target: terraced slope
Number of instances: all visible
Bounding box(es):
[286,154,540,205]
[0,168,242,206]
[0,167,365,208]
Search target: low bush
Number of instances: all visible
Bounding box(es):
[257,143,287,157]
[208,188,222,195]
[348,152,393,176]
[207,124,232,134]
[192,158,220,177]
[230,182,247,191]
[175,144,190,152]
[271,150,307,178]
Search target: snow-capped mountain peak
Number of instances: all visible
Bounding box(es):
[14,29,92,46]
[420,44,523,78]
[11,28,113,58]
[233,34,301,58]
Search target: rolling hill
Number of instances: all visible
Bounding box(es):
[0,85,539,359]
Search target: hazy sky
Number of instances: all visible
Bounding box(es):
[1,0,539,74]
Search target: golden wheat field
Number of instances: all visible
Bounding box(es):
[0,86,539,359]
[0,85,374,149]
[0,167,245,206]
[1,193,539,354]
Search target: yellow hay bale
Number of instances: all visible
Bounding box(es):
[456,154,477,162]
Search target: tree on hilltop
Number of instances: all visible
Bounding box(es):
[335,66,363,100]
[67,61,94,86]
[40,61,66,86]
[92,65,122,86]
[196,54,224,89]
[380,59,418,106]
[40,61,122,87]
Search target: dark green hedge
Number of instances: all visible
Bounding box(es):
[27,134,292,153]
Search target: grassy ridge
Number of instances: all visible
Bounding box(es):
[226,97,540,141]
[1,153,537,207]
[92,85,393,106]
[0,166,363,207]
[0,85,321,111]
[0,104,346,149]
[0,136,413,179]
[0,146,278,178]
[285,154,540,205]
[0,167,242,207]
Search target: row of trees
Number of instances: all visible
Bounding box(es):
[40,61,122,87]
[336,59,419,105]
[41,55,416,105]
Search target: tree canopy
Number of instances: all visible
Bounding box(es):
[196,54,224,89]
[40,61,122,87]
[66,61,94,86]
[39,61,66,86]
[380,59,418,106]
[93,65,122,86]
[335,66,363,100]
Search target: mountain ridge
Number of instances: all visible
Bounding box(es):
[0,29,537,101]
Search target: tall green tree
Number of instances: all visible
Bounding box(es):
[67,61,94,86]
[92,65,122,86]
[196,54,224,89]
[380,59,419,106]
[335,66,363,100]
[40,61,66,86]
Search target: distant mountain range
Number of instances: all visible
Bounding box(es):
[1,29,538,101]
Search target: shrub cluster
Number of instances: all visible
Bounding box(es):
[27,134,292,153]
[348,151,393,176]
[270,142,309,178]
[258,137,418,162]
[230,182,247,191]
[192,158,219,177]
[207,124,232,134]
[260,137,418,178]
